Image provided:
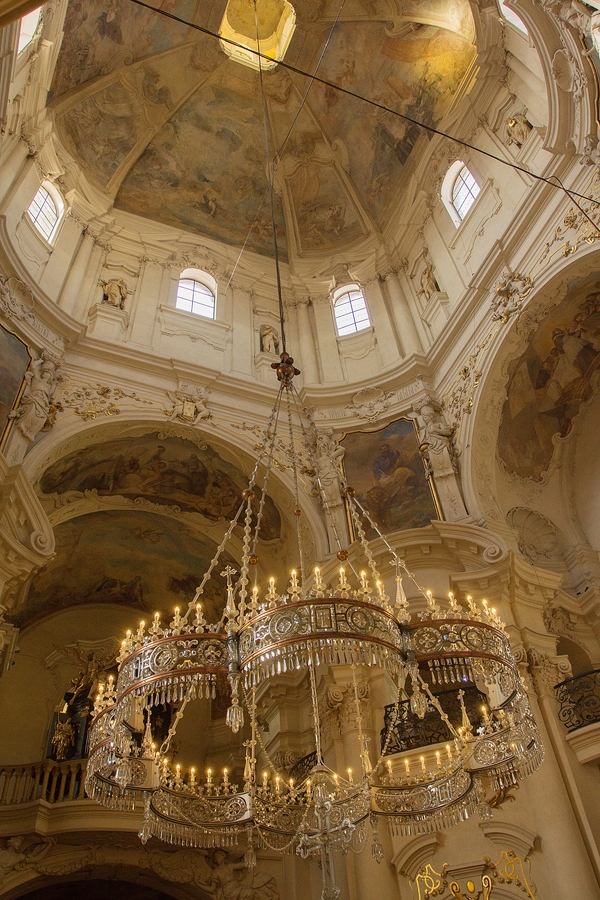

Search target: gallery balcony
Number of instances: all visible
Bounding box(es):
[555,669,600,764]
[0,759,139,835]
[380,684,487,756]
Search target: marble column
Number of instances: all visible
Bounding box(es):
[57,227,96,316]
[382,269,423,356]
[362,277,402,358]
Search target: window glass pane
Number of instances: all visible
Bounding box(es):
[18,7,41,52]
[452,166,480,220]
[27,187,59,241]
[498,0,527,33]
[334,289,371,336]
[176,278,215,318]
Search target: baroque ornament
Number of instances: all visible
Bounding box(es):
[86,353,543,900]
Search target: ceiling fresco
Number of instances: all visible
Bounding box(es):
[48,0,475,257]
[498,274,600,480]
[38,432,282,539]
[9,509,237,629]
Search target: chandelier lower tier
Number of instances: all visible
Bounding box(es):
[84,353,543,899]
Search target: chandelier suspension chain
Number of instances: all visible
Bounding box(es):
[127,0,600,211]
[285,385,306,588]
[254,0,286,350]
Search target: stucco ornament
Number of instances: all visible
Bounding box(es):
[347,387,390,422]
[491,271,533,323]
[412,398,468,521]
[259,324,280,355]
[418,253,440,301]
[311,428,345,509]
[8,351,62,441]
[165,385,212,424]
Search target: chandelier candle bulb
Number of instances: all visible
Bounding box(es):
[420,755,426,773]
[223,768,229,786]
[404,758,410,776]
[275,775,281,795]
[207,768,212,785]
[347,768,353,782]
[262,771,268,789]
[436,751,441,769]
[190,767,196,786]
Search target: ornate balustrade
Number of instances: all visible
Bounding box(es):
[289,752,318,783]
[380,686,487,755]
[555,669,600,733]
[0,759,87,806]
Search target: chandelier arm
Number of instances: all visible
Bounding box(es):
[290,384,357,573]
[349,495,433,602]
[346,499,384,595]
[308,649,324,766]
[285,385,306,590]
[186,499,247,624]
[249,385,285,563]
[158,690,193,757]
[351,663,373,780]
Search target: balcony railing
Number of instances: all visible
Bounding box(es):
[289,751,318,783]
[555,669,600,733]
[0,759,87,805]
[380,685,487,755]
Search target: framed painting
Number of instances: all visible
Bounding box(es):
[341,417,440,539]
[0,323,31,450]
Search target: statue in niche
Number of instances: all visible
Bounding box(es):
[51,718,75,761]
[418,255,440,302]
[198,849,279,900]
[260,325,280,356]
[166,386,212,424]
[415,403,455,456]
[505,114,532,148]
[8,351,62,441]
[100,277,128,310]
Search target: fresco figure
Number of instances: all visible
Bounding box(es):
[499,278,600,478]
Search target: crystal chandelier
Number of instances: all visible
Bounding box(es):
[85,353,543,900]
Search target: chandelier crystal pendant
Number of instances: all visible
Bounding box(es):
[85,353,543,900]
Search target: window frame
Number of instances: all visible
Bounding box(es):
[498,0,528,34]
[26,181,64,244]
[175,268,217,320]
[441,161,481,228]
[17,6,42,54]
[332,285,371,337]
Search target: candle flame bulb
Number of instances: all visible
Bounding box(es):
[207,768,212,784]
[404,758,410,776]
[436,751,441,769]
[347,768,353,782]
[446,744,452,762]
[420,755,426,773]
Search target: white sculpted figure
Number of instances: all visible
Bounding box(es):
[9,352,61,442]
[100,278,128,309]
[505,114,532,148]
[198,849,279,900]
[260,325,280,356]
[313,429,345,508]
[418,257,439,301]
[416,404,455,455]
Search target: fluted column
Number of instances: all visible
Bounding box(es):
[129,257,165,347]
[310,294,344,383]
[362,277,402,358]
[381,269,423,356]
[295,299,319,384]
[57,227,96,316]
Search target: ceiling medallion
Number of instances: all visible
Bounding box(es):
[86,354,543,900]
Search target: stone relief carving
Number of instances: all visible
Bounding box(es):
[551,48,585,101]
[543,604,575,637]
[346,387,390,422]
[199,849,279,900]
[580,134,600,166]
[100,278,129,310]
[165,385,212,424]
[0,835,55,887]
[8,351,62,441]
[506,507,559,559]
[505,113,532,148]
[53,379,154,421]
[311,428,346,510]
[527,649,572,694]
[259,324,280,356]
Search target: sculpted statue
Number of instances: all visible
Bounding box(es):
[418,256,439,301]
[260,324,280,356]
[416,404,455,456]
[51,718,75,761]
[491,271,532,322]
[0,835,55,887]
[100,278,128,310]
[505,114,532,148]
[166,386,211,424]
[198,849,279,900]
[312,429,345,509]
[8,352,61,442]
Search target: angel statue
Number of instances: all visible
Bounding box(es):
[0,835,55,887]
[197,849,279,900]
[8,351,61,442]
[51,718,75,761]
[166,387,212,424]
[100,277,128,310]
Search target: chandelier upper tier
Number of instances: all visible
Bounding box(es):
[86,354,543,899]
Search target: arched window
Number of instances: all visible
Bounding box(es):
[333,285,371,336]
[441,161,480,227]
[176,268,216,319]
[26,182,64,243]
[18,6,42,53]
[498,0,528,34]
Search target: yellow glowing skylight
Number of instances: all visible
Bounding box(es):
[219,0,296,71]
